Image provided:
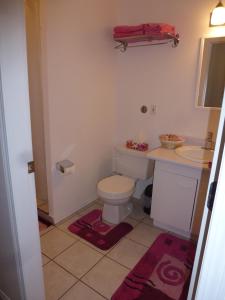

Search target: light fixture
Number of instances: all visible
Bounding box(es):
[210,1,225,26]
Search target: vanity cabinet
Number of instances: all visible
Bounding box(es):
[147,148,210,238]
[151,161,198,235]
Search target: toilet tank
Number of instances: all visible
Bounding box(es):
[113,145,154,180]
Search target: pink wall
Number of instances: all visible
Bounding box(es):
[40,0,116,222]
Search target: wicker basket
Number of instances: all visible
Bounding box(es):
[159,134,185,149]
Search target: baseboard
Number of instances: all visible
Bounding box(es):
[38,209,54,224]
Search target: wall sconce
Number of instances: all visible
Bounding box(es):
[210,1,225,26]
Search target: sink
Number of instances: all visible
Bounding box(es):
[175,145,214,163]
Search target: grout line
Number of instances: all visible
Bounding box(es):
[128,215,146,222]
[80,280,108,299]
[77,239,109,255]
[79,255,106,281]
[125,234,155,248]
[79,256,130,300]
[57,281,78,300]
[41,252,53,261]
[56,226,80,240]
[39,225,55,237]
[42,239,79,260]
[103,256,130,271]
[53,259,80,279]
[49,231,165,300]
[42,205,155,298]
[104,255,132,271]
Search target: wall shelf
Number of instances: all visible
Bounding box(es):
[114,33,180,52]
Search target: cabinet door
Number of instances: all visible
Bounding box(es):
[151,166,198,232]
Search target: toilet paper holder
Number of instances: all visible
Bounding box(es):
[56,160,75,174]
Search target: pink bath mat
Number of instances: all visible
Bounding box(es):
[112,233,196,300]
[68,209,133,250]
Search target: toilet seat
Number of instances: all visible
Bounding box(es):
[97,175,135,200]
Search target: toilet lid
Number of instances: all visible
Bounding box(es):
[97,175,135,200]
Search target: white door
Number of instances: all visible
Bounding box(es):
[0,0,45,299]
[188,90,225,299]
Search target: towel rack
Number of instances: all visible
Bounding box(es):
[114,33,180,52]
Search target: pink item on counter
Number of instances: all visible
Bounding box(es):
[126,140,149,152]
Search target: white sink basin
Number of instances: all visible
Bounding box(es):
[175,145,214,164]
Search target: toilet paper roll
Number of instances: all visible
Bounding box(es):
[56,160,75,175]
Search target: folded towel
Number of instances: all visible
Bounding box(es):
[114,24,144,34]
[113,23,176,40]
[113,30,144,39]
[144,23,175,36]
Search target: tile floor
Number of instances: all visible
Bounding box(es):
[40,199,164,300]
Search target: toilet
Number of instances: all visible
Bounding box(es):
[97,145,153,224]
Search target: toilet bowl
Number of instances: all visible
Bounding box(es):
[97,145,153,224]
[97,175,135,224]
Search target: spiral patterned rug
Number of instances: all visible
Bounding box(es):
[112,233,196,300]
[68,209,133,250]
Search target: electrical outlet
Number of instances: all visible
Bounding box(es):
[150,104,157,115]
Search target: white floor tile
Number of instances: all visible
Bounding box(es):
[54,241,103,279]
[126,222,163,247]
[40,225,55,236]
[107,238,148,269]
[56,214,80,238]
[43,261,77,300]
[61,281,105,300]
[41,228,76,258]
[82,257,129,299]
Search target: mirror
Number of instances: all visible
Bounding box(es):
[196,36,225,109]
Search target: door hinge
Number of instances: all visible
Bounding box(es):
[28,161,35,174]
[207,180,217,211]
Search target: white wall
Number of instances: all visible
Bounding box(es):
[39,0,225,223]
[25,0,48,202]
[114,0,224,148]
[40,0,116,222]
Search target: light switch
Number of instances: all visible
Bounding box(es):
[150,104,157,115]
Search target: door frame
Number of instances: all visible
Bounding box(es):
[188,90,225,299]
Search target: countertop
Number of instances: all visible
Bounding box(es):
[147,147,210,170]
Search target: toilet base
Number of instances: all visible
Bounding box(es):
[102,201,133,225]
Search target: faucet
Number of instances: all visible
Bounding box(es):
[204,131,214,150]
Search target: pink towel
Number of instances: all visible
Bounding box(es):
[113,23,176,40]
[114,25,144,34]
[144,23,175,36]
[113,30,144,39]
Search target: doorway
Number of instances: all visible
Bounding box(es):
[25,0,50,223]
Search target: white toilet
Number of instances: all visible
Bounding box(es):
[97,145,153,224]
